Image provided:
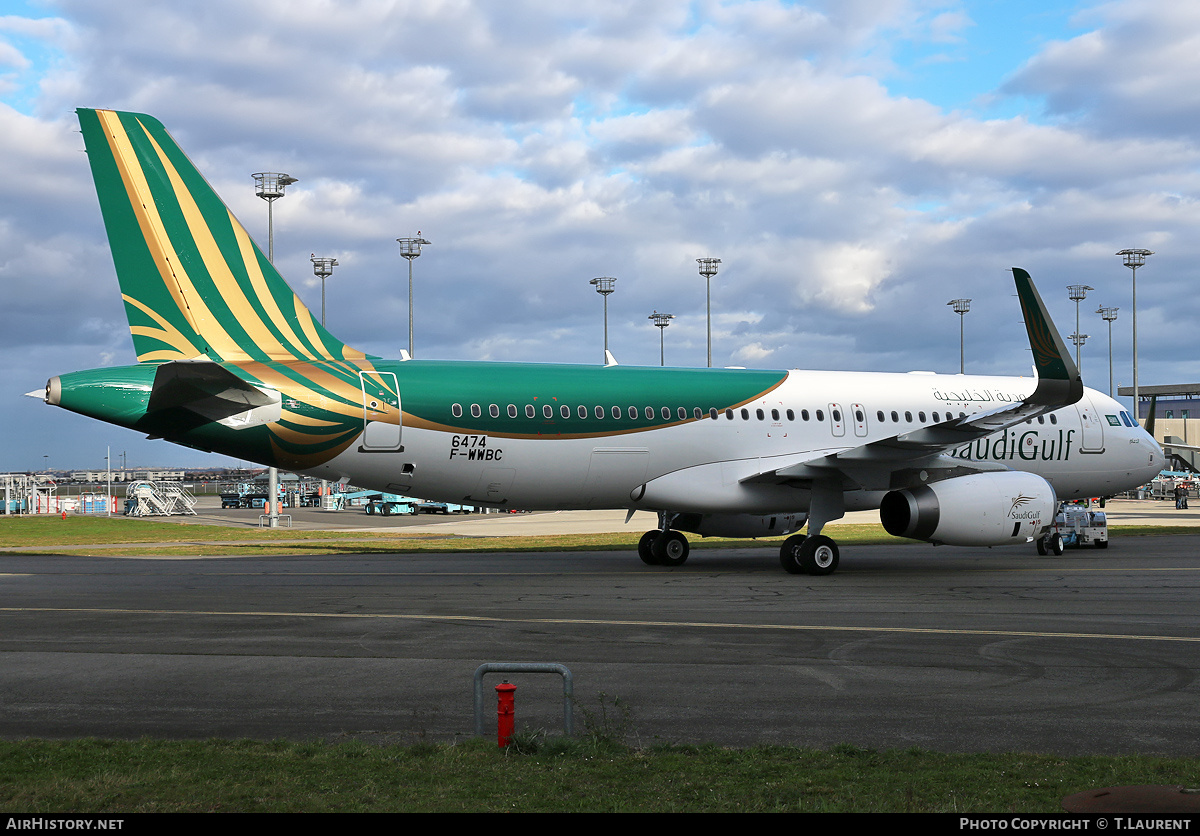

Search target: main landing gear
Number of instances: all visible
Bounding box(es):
[638,529,690,566]
[778,533,839,575]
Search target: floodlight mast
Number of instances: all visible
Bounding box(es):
[1067,285,1093,371]
[1097,306,1119,397]
[251,172,297,264]
[397,236,431,358]
[947,298,971,374]
[252,172,297,530]
[1117,249,1153,422]
[1070,332,1089,375]
[311,257,338,328]
[590,276,616,363]
[697,258,720,367]
[649,310,675,366]
[311,256,338,511]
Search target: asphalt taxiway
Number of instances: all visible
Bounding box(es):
[3,504,1200,754]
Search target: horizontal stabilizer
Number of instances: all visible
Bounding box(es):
[147,360,280,429]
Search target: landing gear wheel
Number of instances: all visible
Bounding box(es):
[638,530,660,565]
[1037,536,1048,556]
[800,535,839,575]
[1048,532,1065,556]
[779,534,807,574]
[651,531,689,567]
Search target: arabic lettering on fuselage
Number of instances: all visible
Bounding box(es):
[931,388,1026,404]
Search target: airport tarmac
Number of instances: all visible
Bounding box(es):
[4,503,1200,754]
[145,495,1200,535]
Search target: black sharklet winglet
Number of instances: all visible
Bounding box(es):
[1012,267,1083,407]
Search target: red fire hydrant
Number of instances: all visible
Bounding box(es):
[496,680,517,748]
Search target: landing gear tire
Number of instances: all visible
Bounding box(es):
[779,534,807,574]
[1036,536,1048,556]
[800,535,839,575]
[638,530,660,565]
[651,531,689,567]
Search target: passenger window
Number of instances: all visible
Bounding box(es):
[726,409,734,419]
[645,407,654,420]
[891,411,899,422]
[680,407,689,420]
[756,409,764,420]
[816,409,825,421]
[832,409,842,422]
[1050,414,1058,424]
[578,405,587,419]
[740,408,749,420]
[771,409,780,421]
[629,406,638,419]
[855,409,864,422]
[490,404,500,418]
[452,404,463,418]
[786,409,794,421]
[595,406,605,419]
[877,411,885,422]
[710,408,718,420]
[543,405,553,418]
[918,411,925,422]
[526,405,536,418]
[561,405,570,418]
[661,407,671,420]
[470,404,481,418]
[508,404,518,418]
[904,411,912,422]
[612,406,622,419]
[801,409,810,421]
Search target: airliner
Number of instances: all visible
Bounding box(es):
[36,109,1164,574]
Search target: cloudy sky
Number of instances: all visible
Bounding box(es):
[2,0,1197,472]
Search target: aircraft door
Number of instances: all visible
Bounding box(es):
[828,403,846,437]
[359,370,403,452]
[1076,394,1105,453]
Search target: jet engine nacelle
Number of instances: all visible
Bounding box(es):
[879,471,1056,546]
[672,512,806,540]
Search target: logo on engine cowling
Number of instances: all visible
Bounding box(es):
[1009,494,1041,520]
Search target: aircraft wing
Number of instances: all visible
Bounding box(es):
[744,268,1083,492]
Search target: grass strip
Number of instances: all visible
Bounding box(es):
[2,737,1198,813]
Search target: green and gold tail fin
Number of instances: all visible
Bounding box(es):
[77,108,366,365]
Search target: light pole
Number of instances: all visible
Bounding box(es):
[947,298,971,374]
[1117,249,1153,423]
[252,171,296,529]
[311,256,338,507]
[1070,332,1089,375]
[251,172,297,264]
[649,311,675,366]
[1097,306,1119,397]
[397,235,431,358]
[697,258,720,368]
[311,257,338,327]
[1066,284,1093,372]
[590,276,616,363]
